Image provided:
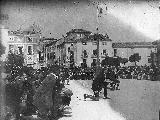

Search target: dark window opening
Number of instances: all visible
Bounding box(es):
[103,49,106,55]
[114,49,117,56]
[28,46,32,55]
[18,46,23,54]
[93,49,97,56]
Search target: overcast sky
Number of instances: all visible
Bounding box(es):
[1,0,160,42]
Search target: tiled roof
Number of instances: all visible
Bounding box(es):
[64,34,112,43]
[56,38,65,46]
[66,29,92,35]
[112,42,156,48]
[40,37,57,41]
[45,41,57,47]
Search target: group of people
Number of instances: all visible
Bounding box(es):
[61,64,160,81]
[91,66,120,100]
[5,63,160,119]
[116,65,160,80]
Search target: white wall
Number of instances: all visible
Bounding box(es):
[116,47,153,66]
[75,41,113,67]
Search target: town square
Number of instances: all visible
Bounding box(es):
[1,0,160,120]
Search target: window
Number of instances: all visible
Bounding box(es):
[47,53,50,60]
[50,52,55,59]
[28,46,32,55]
[68,47,70,52]
[9,37,14,41]
[9,45,14,53]
[103,49,107,55]
[102,42,107,45]
[114,49,117,56]
[148,58,152,63]
[93,59,96,63]
[9,45,14,50]
[14,37,18,41]
[93,49,97,56]
[82,50,88,58]
[28,37,33,42]
[80,34,83,37]
[91,59,96,67]
[83,59,86,63]
[18,46,23,54]
[39,51,44,61]
[83,50,87,56]
[77,34,83,38]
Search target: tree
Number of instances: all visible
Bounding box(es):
[120,58,128,65]
[101,56,110,67]
[101,56,120,67]
[4,52,24,82]
[4,52,25,119]
[129,53,141,66]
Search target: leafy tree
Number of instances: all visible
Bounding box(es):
[4,52,24,82]
[101,56,110,67]
[113,57,121,67]
[129,53,141,66]
[101,56,120,67]
[120,58,128,65]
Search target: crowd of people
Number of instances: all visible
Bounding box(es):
[61,65,160,81]
[4,63,160,119]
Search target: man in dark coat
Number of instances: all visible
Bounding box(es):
[103,68,111,99]
[91,67,105,99]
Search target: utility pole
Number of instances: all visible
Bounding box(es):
[96,2,101,74]
[92,1,107,74]
[96,29,100,74]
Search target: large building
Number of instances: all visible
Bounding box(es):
[39,37,57,67]
[7,25,42,69]
[152,40,160,66]
[38,28,157,68]
[112,42,157,66]
[55,29,113,67]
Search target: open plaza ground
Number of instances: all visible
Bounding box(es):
[60,79,160,120]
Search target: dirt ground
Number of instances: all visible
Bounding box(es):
[76,79,160,120]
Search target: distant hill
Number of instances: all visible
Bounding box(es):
[98,14,154,43]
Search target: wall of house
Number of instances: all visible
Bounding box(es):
[8,31,41,69]
[75,40,113,67]
[115,47,156,66]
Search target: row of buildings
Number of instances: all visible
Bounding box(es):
[1,25,159,69]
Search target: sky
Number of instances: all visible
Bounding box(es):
[1,0,160,42]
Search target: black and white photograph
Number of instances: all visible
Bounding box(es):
[1,0,160,120]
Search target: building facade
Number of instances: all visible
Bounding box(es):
[41,38,57,66]
[7,25,42,69]
[55,29,113,67]
[112,42,157,66]
[42,29,157,68]
[152,40,160,66]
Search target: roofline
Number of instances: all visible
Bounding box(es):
[112,42,156,48]
[66,29,92,35]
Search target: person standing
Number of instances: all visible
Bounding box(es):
[91,67,105,100]
[103,67,111,99]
